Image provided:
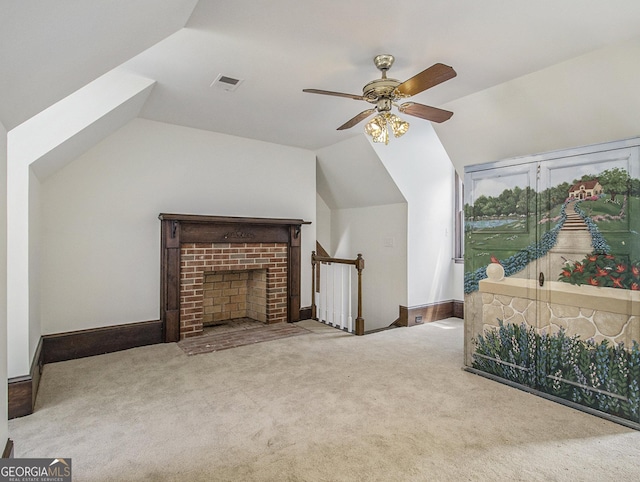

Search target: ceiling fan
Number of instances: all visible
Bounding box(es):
[303,54,456,144]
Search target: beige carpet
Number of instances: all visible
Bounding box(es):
[8,319,640,481]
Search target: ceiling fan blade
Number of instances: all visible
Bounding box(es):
[396,63,456,97]
[303,89,365,101]
[399,102,453,123]
[337,109,376,130]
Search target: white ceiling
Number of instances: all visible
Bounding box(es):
[3,0,640,154]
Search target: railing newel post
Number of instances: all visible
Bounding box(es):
[311,251,317,320]
[355,253,365,335]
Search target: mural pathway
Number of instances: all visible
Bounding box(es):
[542,200,594,276]
[561,200,588,232]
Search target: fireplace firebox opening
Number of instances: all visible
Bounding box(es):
[202,268,267,326]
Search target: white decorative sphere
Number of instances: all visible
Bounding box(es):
[486,262,505,281]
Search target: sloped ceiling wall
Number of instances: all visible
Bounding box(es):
[316,135,405,209]
[0,0,197,130]
[435,36,640,172]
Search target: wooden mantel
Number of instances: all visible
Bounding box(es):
[159,214,310,343]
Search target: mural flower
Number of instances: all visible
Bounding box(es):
[559,253,640,291]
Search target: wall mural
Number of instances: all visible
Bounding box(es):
[464,138,640,428]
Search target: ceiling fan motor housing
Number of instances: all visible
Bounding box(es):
[362,78,401,103]
[364,55,403,104]
[376,98,392,112]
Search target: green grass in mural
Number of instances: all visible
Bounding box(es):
[580,198,624,217]
[591,196,639,258]
[597,231,634,257]
[465,209,554,273]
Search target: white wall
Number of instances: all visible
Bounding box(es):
[315,193,331,254]
[6,142,30,377]
[39,118,316,335]
[7,70,155,378]
[332,203,408,331]
[29,169,41,362]
[0,121,8,449]
[316,136,406,210]
[371,122,459,307]
[451,262,464,301]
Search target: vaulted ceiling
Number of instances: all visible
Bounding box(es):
[3,0,640,169]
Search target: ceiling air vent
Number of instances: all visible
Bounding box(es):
[210,74,243,92]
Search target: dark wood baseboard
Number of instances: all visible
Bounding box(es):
[2,438,13,458]
[8,376,32,419]
[8,339,44,419]
[42,319,163,364]
[397,300,462,327]
[298,306,312,320]
[453,300,464,319]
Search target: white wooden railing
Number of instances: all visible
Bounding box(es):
[311,251,365,335]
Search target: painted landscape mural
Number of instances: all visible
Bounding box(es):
[464,139,640,428]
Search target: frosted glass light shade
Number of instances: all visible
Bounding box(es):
[364,112,409,144]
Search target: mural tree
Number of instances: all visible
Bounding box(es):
[599,167,630,202]
[467,186,534,219]
[539,181,572,211]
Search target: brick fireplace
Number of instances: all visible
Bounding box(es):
[159,214,309,342]
[180,243,288,338]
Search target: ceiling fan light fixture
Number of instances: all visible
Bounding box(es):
[365,112,409,145]
[388,113,410,138]
[364,114,388,144]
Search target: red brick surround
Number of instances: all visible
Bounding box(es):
[180,242,288,339]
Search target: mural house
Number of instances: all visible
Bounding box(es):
[568,179,603,199]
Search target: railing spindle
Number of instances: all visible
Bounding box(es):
[347,265,353,332]
[339,264,345,330]
[311,251,317,320]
